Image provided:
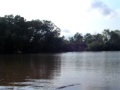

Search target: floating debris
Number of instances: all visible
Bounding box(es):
[56,83,80,89]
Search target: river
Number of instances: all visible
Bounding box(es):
[0,52,120,90]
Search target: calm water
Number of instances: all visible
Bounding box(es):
[0,52,120,90]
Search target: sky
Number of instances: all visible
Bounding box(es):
[0,0,120,38]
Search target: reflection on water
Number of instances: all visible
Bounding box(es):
[0,52,120,90]
[0,54,61,90]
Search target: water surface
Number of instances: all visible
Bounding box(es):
[0,52,120,90]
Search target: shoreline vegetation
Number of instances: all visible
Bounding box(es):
[0,15,120,54]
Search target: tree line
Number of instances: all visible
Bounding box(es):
[0,15,120,54]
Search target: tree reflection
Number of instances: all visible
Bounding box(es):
[0,54,61,86]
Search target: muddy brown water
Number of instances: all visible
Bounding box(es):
[0,52,120,90]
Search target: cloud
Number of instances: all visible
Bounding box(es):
[62,29,70,33]
[90,0,120,18]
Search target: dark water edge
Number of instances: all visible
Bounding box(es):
[1,50,120,54]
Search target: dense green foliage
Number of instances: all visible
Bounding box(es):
[0,15,120,54]
[67,29,120,51]
[0,15,63,53]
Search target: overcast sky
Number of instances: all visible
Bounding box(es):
[0,0,120,37]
